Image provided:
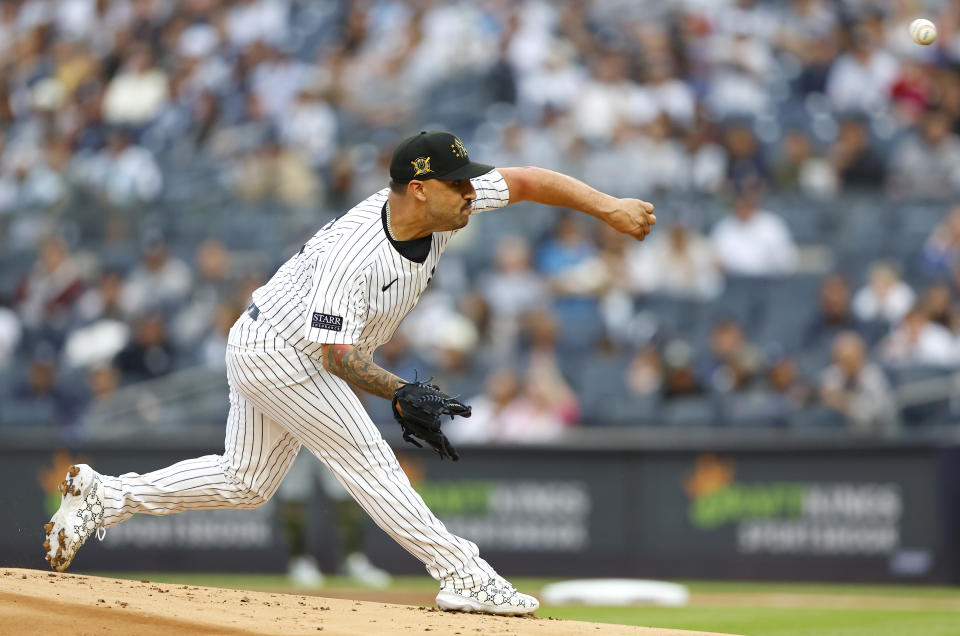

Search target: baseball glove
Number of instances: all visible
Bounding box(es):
[392,380,471,461]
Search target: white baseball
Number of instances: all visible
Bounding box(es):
[910,18,937,45]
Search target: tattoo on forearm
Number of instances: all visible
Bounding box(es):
[326,345,403,400]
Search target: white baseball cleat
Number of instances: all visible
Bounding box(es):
[288,554,325,588]
[43,464,105,572]
[344,552,392,588]
[436,577,539,616]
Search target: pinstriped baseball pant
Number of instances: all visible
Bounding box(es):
[98,310,498,588]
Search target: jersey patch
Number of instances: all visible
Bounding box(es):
[311,312,343,332]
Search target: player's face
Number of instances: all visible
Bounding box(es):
[423,178,476,231]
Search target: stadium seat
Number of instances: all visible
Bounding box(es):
[578,355,631,423]
[719,390,791,428]
[789,405,847,430]
[756,275,821,351]
[660,396,718,427]
[891,365,958,428]
[606,393,662,426]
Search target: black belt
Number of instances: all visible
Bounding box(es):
[247,303,260,321]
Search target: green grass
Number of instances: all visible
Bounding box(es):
[540,606,960,636]
[680,580,960,599]
[85,573,960,636]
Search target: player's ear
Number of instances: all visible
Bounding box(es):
[409,180,427,202]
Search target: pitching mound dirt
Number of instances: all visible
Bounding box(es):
[0,568,736,636]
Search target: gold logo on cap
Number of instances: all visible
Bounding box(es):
[451,137,468,159]
[411,156,433,176]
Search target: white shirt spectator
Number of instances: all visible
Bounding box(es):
[889,131,960,197]
[103,68,169,126]
[572,80,647,143]
[120,255,193,318]
[711,209,798,276]
[104,145,163,206]
[646,80,696,128]
[55,0,96,41]
[225,0,289,49]
[250,55,309,118]
[826,49,900,113]
[820,361,897,433]
[628,226,723,300]
[0,307,22,370]
[852,280,915,324]
[279,96,338,167]
[882,318,959,367]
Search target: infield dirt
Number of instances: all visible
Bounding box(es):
[0,568,736,636]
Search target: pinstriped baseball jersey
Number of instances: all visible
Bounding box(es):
[251,169,509,357]
[79,167,512,593]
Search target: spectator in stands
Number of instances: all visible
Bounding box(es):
[705,26,775,117]
[490,358,580,442]
[788,27,838,97]
[120,230,193,318]
[64,268,131,370]
[626,346,664,397]
[888,110,960,198]
[14,137,73,212]
[480,235,549,357]
[920,283,953,329]
[570,50,643,145]
[249,44,309,119]
[852,262,915,325]
[627,220,722,300]
[710,181,798,276]
[881,305,960,368]
[75,270,125,326]
[890,59,935,126]
[699,319,763,393]
[766,354,812,412]
[424,313,483,400]
[635,115,690,193]
[773,128,838,199]
[448,366,522,444]
[278,84,338,169]
[683,106,728,193]
[14,235,86,336]
[724,124,768,187]
[225,0,290,50]
[0,295,21,372]
[209,92,275,160]
[804,273,872,351]
[519,308,562,362]
[230,136,320,208]
[826,23,899,114]
[920,204,960,277]
[173,239,236,347]
[102,42,169,128]
[199,301,241,370]
[114,311,177,383]
[820,331,898,434]
[536,214,604,352]
[81,363,123,430]
[829,116,887,189]
[662,339,706,399]
[4,343,78,428]
[642,55,696,129]
[77,129,163,207]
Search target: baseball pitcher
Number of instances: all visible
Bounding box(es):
[43,131,656,615]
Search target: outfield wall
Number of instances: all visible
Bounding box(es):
[3,431,959,583]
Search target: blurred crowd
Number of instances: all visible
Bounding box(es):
[3,0,960,440]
